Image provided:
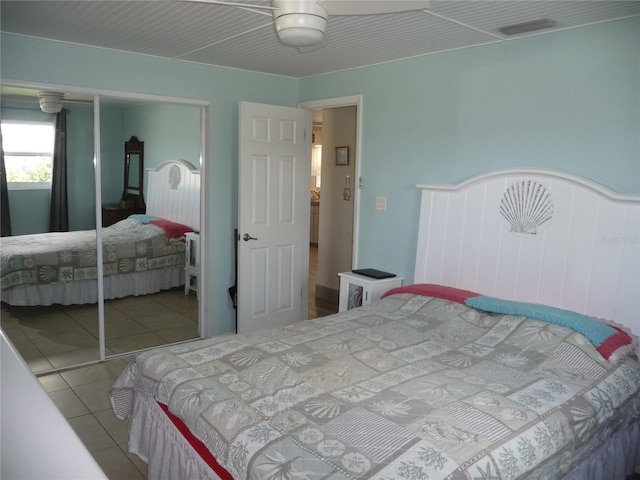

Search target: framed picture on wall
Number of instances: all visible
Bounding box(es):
[335,146,349,165]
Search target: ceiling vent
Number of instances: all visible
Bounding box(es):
[498,18,557,36]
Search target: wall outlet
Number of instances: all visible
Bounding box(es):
[375,196,387,211]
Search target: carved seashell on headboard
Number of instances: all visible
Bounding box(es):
[500,180,554,235]
[169,165,182,189]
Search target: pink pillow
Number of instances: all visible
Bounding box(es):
[381,283,480,304]
[149,219,194,239]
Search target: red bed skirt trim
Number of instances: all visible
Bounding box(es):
[157,402,233,480]
[598,325,634,360]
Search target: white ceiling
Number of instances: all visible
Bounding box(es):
[1,1,638,78]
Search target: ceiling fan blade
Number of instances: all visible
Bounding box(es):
[319,0,430,16]
[180,0,276,11]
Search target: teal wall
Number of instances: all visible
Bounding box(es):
[99,105,124,208]
[5,188,50,235]
[69,104,99,230]
[124,104,201,169]
[1,17,638,334]
[123,103,202,198]
[299,17,640,284]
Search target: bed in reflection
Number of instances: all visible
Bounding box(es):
[110,169,640,480]
[1,160,200,306]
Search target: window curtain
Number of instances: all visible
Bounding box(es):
[0,127,11,237]
[49,109,68,232]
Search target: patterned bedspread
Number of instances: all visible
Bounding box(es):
[1,218,185,290]
[111,292,640,479]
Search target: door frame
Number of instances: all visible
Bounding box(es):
[298,95,363,269]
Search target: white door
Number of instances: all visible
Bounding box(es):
[237,101,312,334]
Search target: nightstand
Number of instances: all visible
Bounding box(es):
[185,232,200,298]
[101,204,146,227]
[338,271,403,312]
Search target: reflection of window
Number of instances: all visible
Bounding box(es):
[1,121,55,190]
[312,144,322,188]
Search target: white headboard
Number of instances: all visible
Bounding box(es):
[146,160,201,231]
[414,169,640,336]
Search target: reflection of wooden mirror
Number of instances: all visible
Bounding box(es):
[122,136,146,209]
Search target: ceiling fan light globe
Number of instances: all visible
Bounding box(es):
[275,13,326,47]
[38,92,64,113]
[278,26,324,47]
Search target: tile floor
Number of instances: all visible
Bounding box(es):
[2,289,199,479]
[1,246,335,480]
[37,356,148,479]
[1,288,199,374]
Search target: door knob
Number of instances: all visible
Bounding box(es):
[243,233,258,241]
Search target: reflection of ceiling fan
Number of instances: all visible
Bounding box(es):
[36,92,93,113]
[182,0,431,47]
[38,92,66,113]
[0,89,93,113]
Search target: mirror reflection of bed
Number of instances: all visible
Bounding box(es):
[0,91,204,373]
[1,160,201,372]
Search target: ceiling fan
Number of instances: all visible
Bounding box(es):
[182,0,431,47]
[0,88,94,113]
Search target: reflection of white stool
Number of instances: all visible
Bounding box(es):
[184,232,200,298]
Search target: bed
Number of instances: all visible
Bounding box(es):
[110,169,640,479]
[0,159,200,306]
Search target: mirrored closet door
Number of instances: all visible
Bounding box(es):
[0,82,207,374]
[99,98,203,357]
[1,91,101,372]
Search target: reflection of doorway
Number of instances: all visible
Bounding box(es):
[302,98,361,319]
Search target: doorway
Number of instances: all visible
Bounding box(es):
[300,96,362,319]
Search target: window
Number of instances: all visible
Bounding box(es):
[312,144,322,188]
[1,121,55,189]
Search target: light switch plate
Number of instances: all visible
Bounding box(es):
[375,196,387,211]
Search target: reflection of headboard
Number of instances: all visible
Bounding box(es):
[414,169,640,336]
[146,160,200,231]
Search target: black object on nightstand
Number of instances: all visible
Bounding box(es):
[352,268,396,279]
